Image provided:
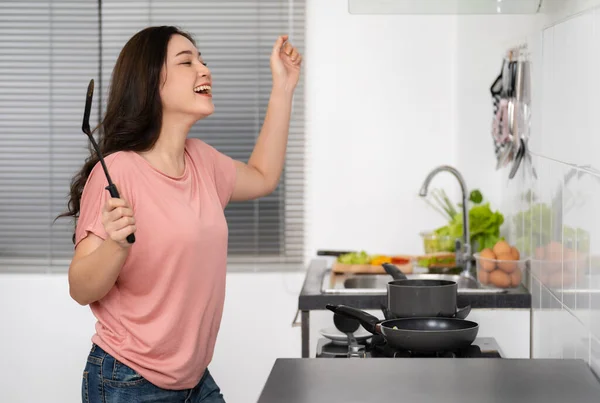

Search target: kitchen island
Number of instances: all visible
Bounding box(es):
[257,358,600,403]
[297,259,532,357]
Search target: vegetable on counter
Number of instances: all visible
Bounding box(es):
[423,188,505,253]
[512,200,589,258]
[420,232,455,253]
[416,252,455,268]
[337,252,410,267]
[435,202,505,252]
[370,255,392,266]
[337,251,371,265]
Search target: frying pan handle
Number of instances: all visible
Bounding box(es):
[105,184,136,244]
[325,304,381,335]
[455,305,471,320]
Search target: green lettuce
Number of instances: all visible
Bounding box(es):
[430,190,504,253]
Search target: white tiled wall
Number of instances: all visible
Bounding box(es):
[503,7,600,377]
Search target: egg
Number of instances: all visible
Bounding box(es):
[493,240,511,257]
[479,248,497,272]
[496,252,517,273]
[510,269,522,287]
[489,269,512,288]
[511,246,520,260]
[478,269,490,284]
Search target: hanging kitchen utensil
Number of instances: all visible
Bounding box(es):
[509,139,526,179]
[326,304,479,353]
[495,97,517,170]
[493,99,510,144]
[491,45,531,173]
[491,54,516,168]
[490,60,504,158]
[81,79,135,244]
[508,52,532,179]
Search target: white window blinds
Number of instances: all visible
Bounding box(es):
[0,0,305,272]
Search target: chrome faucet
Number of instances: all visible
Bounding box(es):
[419,165,472,277]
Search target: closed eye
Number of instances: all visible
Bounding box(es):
[180,61,208,66]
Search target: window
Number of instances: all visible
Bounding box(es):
[0,0,306,272]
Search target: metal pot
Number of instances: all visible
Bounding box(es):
[382,263,471,319]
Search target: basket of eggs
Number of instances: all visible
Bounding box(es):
[474,240,526,289]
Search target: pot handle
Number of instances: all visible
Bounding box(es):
[326,304,381,335]
[382,263,407,280]
[380,303,394,320]
[455,305,472,320]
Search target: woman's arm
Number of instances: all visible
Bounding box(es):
[68,196,136,305]
[230,35,303,202]
[68,234,130,305]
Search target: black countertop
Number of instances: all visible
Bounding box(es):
[257,358,600,403]
[299,259,531,310]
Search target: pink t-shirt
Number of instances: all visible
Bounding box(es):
[74,138,237,390]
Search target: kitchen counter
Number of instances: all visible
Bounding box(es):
[257,358,600,403]
[297,259,532,357]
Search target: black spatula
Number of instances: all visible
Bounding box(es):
[82,79,135,244]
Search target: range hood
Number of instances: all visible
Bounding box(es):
[349,0,544,15]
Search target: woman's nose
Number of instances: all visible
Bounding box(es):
[196,63,211,78]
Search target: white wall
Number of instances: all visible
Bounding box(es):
[304,0,543,257]
[454,15,545,208]
[501,3,600,377]
[304,0,459,257]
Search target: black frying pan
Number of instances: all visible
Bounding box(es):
[326,304,479,353]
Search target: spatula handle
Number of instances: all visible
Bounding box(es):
[105,184,136,244]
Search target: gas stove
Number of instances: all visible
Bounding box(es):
[316,336,503,358]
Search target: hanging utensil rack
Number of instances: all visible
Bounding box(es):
[490,43,533,179]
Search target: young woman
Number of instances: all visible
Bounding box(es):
[60,25,302,402]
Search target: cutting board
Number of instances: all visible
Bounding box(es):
[332,258,413,274]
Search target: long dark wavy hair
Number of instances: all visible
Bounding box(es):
[57,26,196,242]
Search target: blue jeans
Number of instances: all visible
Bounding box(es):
[82,344,225,402]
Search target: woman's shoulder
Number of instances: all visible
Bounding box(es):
[84,151,139,204]
[91,150,137,173]
[185,137,216,156]
[86,151,140,190]
[185,137,228,167]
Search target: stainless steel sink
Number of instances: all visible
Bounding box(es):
[344,273,480,289]
[321,271,508,294]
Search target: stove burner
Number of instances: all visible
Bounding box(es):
[370,339,486,358]
[316,336,503,359]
